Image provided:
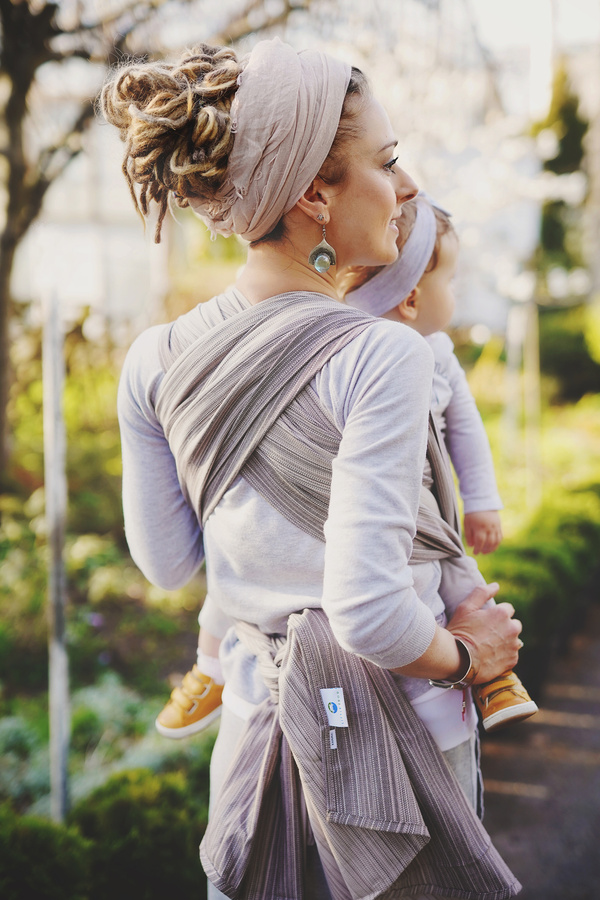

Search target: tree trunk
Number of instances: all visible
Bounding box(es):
[0,74,29,486]
[0,233,19,486]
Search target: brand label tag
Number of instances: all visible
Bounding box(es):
[329,729,337,750]
[320,687,349,727]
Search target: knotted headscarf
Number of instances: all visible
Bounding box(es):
[189,38,351,242]
[347,193,438,316]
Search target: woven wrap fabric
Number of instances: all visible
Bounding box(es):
[188,38,351,241]
[155,289,465,560]
[347,193,437,316]
[155,292,374,533]
[200,609,521,900]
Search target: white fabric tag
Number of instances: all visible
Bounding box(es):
[329,729,337,749]
[320,687,349,727]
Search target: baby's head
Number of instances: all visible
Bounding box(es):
[344,193,458,336]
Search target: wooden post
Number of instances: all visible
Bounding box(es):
[502,303,526,461]
[524,298,542,509]
[42,290,70,822]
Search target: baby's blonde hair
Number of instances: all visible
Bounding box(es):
[101,45,243,242]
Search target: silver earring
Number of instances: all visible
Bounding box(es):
[308,222,336,273]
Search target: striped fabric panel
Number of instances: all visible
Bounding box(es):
[201,610,521,899]
[155,290,465,560]
[155,293,372,527]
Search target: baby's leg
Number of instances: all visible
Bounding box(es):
[155,595,230,738]
[439,554,492,620]
[439,558,538,731]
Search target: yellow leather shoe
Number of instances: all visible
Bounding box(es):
[473,670,539,733]
[155,665,223,739]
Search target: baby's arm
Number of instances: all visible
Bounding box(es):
[430,334,503,552]
[464,510,502,554]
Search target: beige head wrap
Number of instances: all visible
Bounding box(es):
[189,38,351,241]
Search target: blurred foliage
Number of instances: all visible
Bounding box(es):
[1,304,203,701]
[0,752,213,899]
[0,490,202,696]
[0,803,91,900]
[165,215,246,320]
[531,59,589,176]
[583,300,600,366]
[477,484,600,698]
[8,304,124,538]
[530,59,589,288]
[68,768,208,900]
[537,305,600,401]
[455,304,600,406]
[1,668,216,816]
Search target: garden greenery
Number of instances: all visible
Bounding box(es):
[1,303,600,897]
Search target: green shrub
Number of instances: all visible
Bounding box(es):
[0,717,38,758]
[0,804,90,900]
[71,707,104,755]
[69,768,207,900]
[476,483,600,696]
[538,305,600,401]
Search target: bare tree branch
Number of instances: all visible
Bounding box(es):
[212,0,312,44]
[0,0,313,478]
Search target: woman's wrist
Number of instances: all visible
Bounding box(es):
[429,637,479,690]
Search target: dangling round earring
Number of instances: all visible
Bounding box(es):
[308,216,336,273]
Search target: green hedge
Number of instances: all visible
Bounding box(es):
[68,768,208,900]
[0,804,91,900]
[476,483,600,697]
[0,764,211,900]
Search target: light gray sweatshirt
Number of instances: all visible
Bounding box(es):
[118,290,449,706]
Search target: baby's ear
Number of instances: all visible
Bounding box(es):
[397,288,419,322]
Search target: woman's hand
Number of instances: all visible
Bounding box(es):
[391,582,522,683]
[447,583,522,683]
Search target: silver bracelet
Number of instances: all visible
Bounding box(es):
[428,637,478,690]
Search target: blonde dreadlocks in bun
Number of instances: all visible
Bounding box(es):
[101,45,243,242]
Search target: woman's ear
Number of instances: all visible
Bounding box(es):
[294,176,332,224]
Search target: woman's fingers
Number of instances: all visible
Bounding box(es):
[457,582,500,613]
[447,587,524,683]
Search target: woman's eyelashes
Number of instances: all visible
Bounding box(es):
[384,156,399,172]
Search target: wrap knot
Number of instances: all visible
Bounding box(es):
[235,620,287,704]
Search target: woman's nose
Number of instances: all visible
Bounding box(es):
[394,167,419,205]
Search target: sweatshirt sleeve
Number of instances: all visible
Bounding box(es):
[438,337,503,513]
[321,321,439,669]
[117,326,205,589]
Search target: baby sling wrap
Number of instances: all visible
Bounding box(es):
[155,290,465,567]
[154,292,517,900]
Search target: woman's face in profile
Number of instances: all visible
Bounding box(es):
[326,97,418,271]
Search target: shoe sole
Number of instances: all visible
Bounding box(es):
[155,705,222,739]
[482,700,539,733]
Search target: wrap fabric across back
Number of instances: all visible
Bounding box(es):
[155,289,465,562]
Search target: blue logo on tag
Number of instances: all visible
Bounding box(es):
[320,688,349,727]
